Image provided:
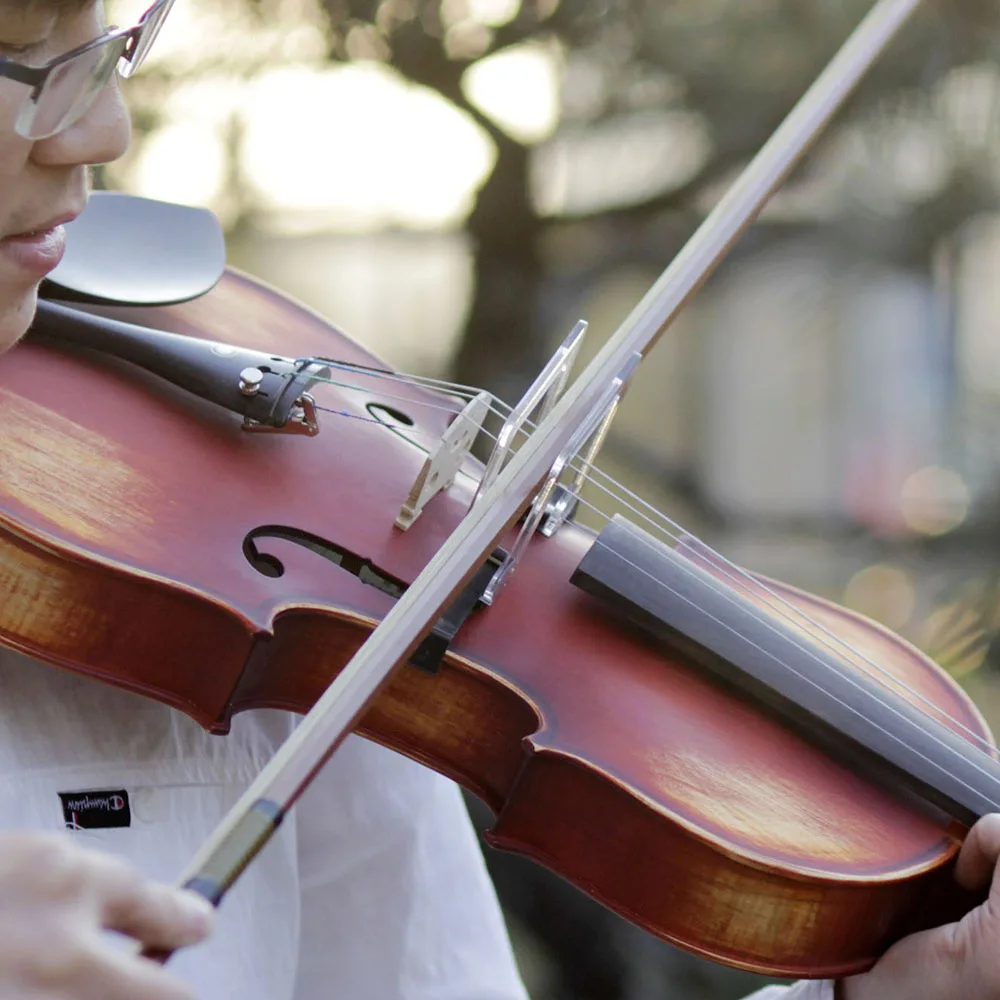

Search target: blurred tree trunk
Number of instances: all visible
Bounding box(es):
[453,133,545,399]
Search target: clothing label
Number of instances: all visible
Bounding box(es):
[58,789,131,830]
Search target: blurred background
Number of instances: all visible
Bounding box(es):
[107,0,1000,995]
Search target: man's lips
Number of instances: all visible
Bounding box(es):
[0,214,77,279]
[4,210,80,239]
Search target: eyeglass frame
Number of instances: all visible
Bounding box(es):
[0,0,172,134]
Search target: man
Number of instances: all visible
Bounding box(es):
[3,2,1000,999]
[0,3,531,999]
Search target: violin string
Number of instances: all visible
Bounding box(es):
[306,363,989,737]
[567,526,1000,812]
[305,367,964,728]
[302,358,501,409]
[305,366,944,700]
[565,472,1000,761]
[297,363,1000,762]
[311,404,386,425]
[558,469,1000,763]
[555,431,1000,760]
[370,367,1000,756]
[564,460,993,737]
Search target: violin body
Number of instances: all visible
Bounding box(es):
[0,269,989,977]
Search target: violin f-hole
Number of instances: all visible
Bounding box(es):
[242,525,406,599]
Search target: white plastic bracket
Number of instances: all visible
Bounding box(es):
[470,321,587,511]
[480,351,642,605]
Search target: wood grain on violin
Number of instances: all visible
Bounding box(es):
[0,270,989,977]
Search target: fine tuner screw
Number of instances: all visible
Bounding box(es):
[239,367,264,397]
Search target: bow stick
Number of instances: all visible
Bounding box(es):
[161,0,925,937]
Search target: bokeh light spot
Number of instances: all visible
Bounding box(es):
[130,122,227,207]
[843,564,916,632]
[900,466,970,536]
[462,41,562,144]
[240,63,495,231]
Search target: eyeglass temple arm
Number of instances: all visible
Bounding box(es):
[0,58,45,89]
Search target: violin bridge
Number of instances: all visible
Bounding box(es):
[395,391,491,530]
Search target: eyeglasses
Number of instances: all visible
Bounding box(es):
[0,0,175,140]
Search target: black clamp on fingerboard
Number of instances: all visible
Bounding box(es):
[408,548,507,674]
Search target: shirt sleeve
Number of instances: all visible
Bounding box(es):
[291,735,530,1000]
[742,982,837,1000]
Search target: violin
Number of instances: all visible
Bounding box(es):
[2,269,989,977]
[0,0,988,981]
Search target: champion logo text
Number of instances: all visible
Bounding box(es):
[58,789,131,830]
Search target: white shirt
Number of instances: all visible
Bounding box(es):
[0,648,528,1000]
[746,984,835,1000]
[0,648,836,1000]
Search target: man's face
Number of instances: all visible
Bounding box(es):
[0,1,130,354]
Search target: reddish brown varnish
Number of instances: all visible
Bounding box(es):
[0,269,990,977]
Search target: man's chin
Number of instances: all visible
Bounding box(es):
[0,285,40,356]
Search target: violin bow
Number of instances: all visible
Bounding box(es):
[163,0,925,933]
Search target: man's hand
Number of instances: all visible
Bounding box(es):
[0,832,212,1000]
[842,813,1000,1000]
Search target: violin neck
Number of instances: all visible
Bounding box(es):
[572,515,1000,828]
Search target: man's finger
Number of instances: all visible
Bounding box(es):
[95,863,214,950]
[955,813,1000,895]
[0,836,213,951]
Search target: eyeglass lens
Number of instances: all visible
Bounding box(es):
[18,0,174,139]
[122,0,176,78]
[20,39,126,139]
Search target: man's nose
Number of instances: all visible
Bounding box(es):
[29,78,131,170]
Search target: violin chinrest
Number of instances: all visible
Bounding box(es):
[41,191,226,307]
